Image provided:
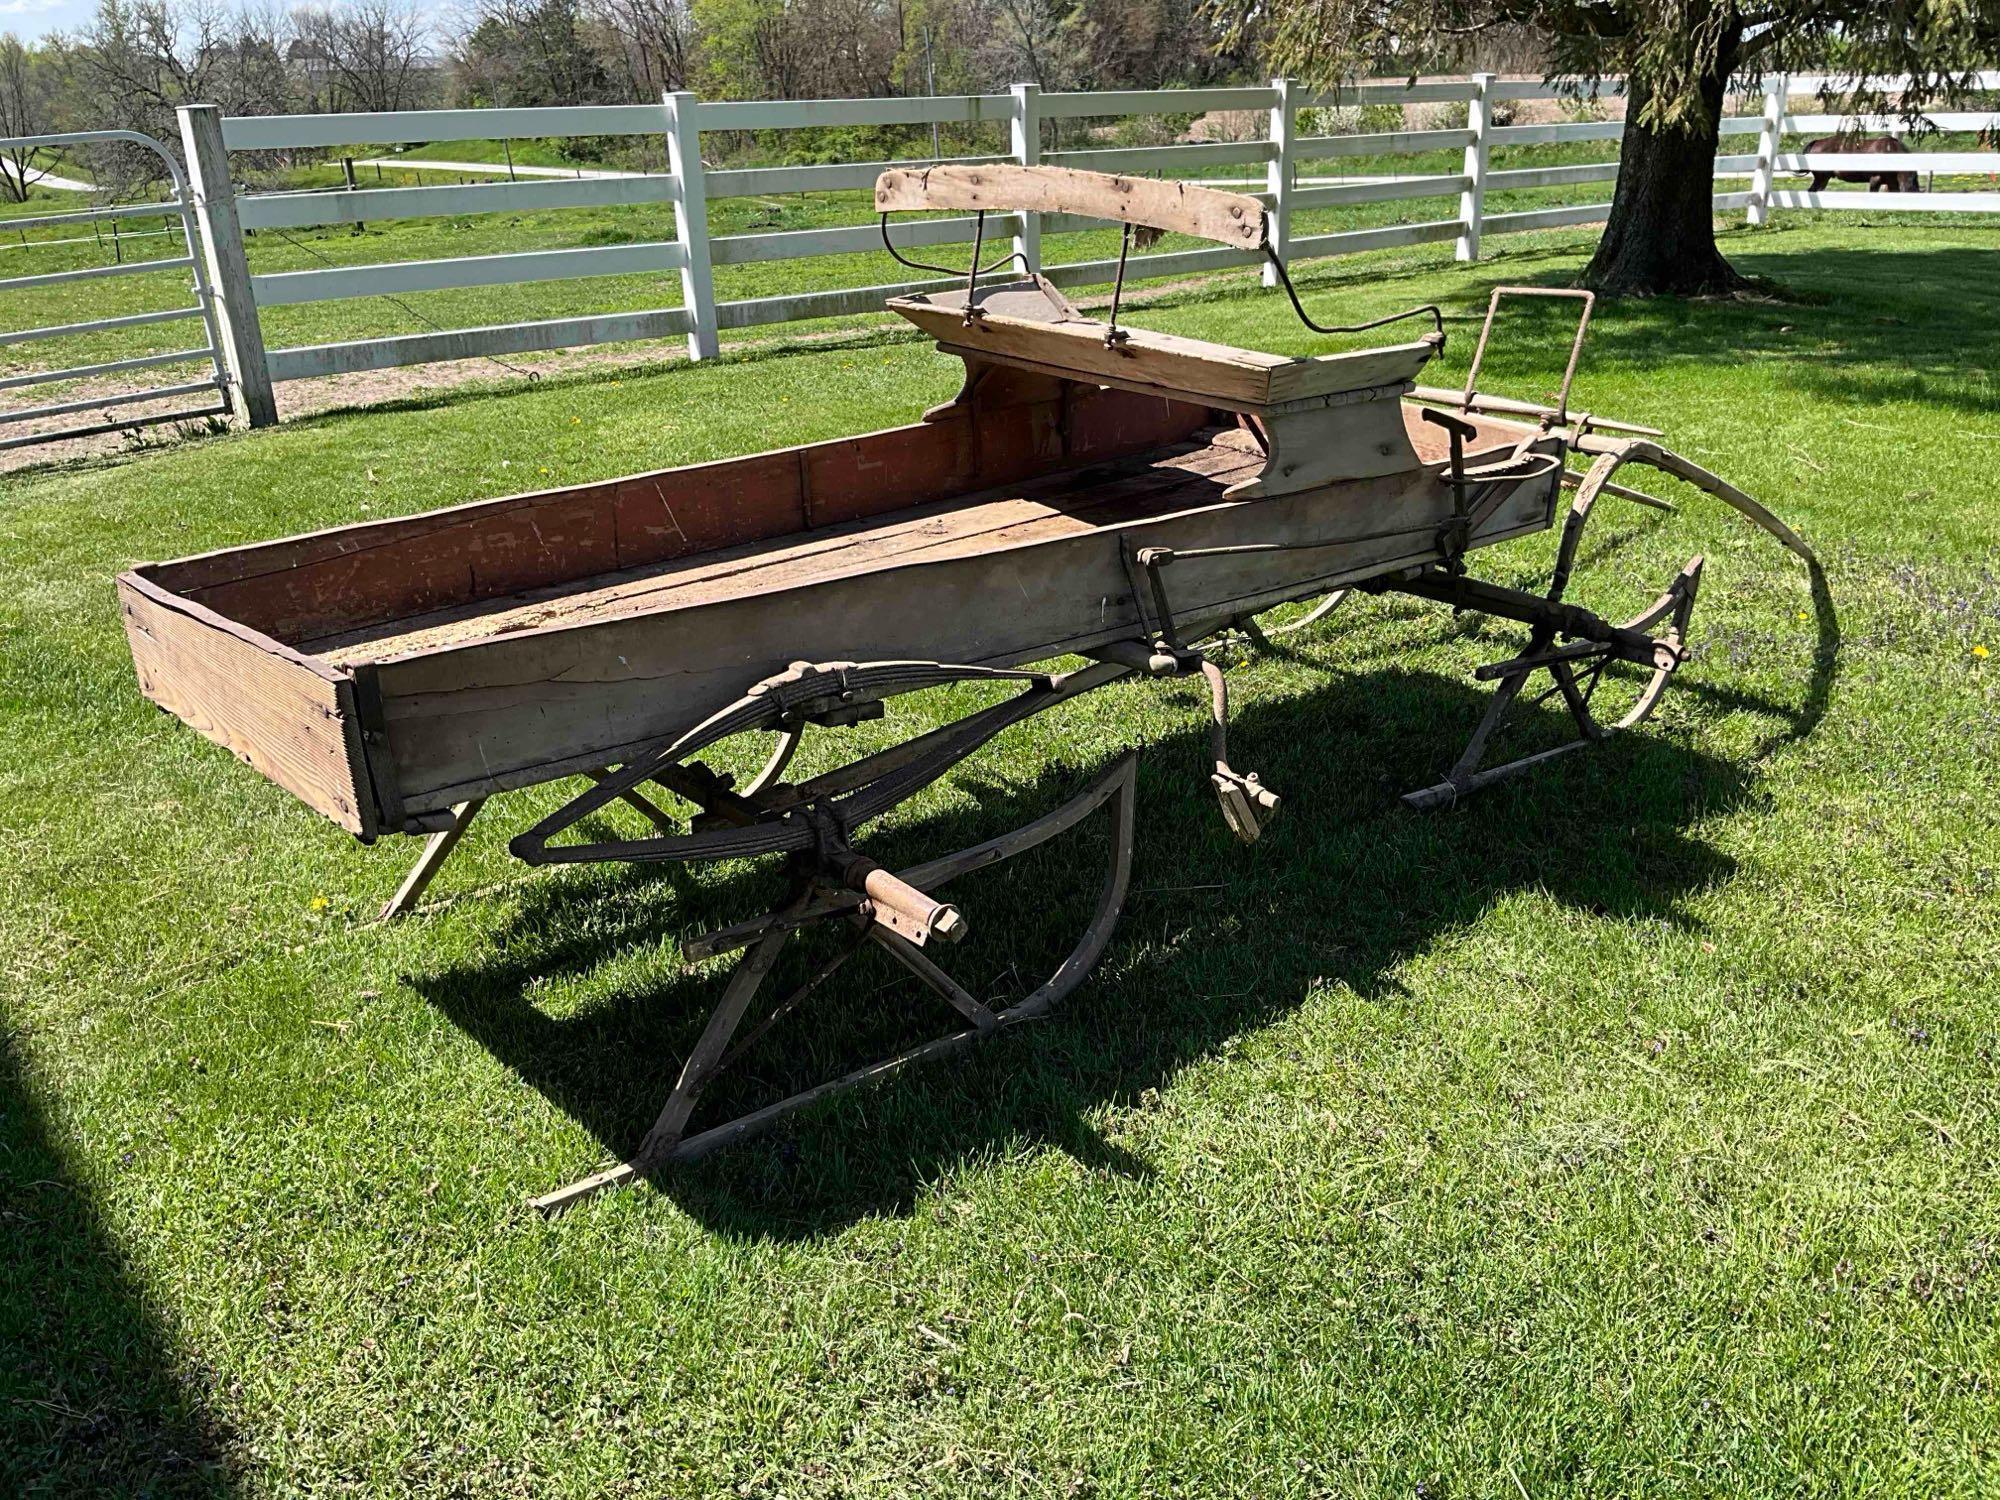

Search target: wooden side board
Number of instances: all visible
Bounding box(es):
[123,376,1552,839]
[368,437,1564,817]
[888,297,1438,414]
[118,572,378,839]
[1224,394,1423,495]
[876,164,1269,250]
[144,382,1214,649]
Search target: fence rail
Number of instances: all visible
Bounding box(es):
[10,74,1997,432]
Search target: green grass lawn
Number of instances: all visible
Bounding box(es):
[3,216,1999,1496]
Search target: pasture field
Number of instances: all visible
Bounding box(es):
[7,128,1989,401]
[2,217,1998,1497]
[0,135,1631,388]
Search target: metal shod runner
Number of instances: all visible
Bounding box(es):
[1382,289,1814,807]
[511,640,1307,1211]
[0,131,233,450]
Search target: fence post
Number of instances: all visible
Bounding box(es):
[1456,72,1493,262]
[176,103,277,429]
[1748,72,1788,226]
[1262,77,1296,287]
[663,89,718,361]
[1010,82,1042,273]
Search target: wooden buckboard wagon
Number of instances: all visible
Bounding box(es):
[120,166,1814,1211]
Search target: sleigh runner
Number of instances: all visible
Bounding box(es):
[120,166,1813,1210]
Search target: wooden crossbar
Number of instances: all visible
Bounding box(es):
[875,164,1269,250]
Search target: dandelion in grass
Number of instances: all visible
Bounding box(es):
[1976,644,1990,660]
[309,894,331,914]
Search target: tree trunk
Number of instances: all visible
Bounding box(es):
[1584,54,1749,296]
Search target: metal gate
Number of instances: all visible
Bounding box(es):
[0,129,231,451]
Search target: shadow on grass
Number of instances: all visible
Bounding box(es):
[1458,243,1999,418]
[0,1040,240,1495]
[407,605,1832,1239]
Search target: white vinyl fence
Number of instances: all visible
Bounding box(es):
[171,72,2000,427]
[1723,72,2000,221]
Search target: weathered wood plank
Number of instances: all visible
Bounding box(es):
[323,434,1259,657]
[132,382,1547,833]
[366,424,1556,814]
[119,573,377,838]
[889,297,1436,411]
[158,383,1211,650]
[875,164,1270,250]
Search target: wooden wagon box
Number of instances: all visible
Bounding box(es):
[119,338,1556,843]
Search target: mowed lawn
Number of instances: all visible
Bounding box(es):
[2,217,1998,1497]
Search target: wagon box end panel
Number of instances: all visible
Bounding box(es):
[118,570,382,841]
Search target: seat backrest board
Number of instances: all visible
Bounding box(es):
[875,163,1269,251]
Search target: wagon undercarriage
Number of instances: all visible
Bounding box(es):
[494,430,1796,1213]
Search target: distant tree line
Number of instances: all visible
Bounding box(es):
[0,0,1272,194]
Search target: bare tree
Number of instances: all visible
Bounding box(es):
[451,0,615,107]
[0,35,58,202]
[56,0,294,188]
[976,0,1087,93]
[289,0,432,112]
[66,0,293,132]
[588,0,693,96]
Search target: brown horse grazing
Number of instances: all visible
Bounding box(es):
[1802,134,1922,193]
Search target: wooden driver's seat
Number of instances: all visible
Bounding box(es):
[876,164,1450,495]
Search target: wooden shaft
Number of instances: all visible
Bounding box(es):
[1388,570,1662,667]
[377,798,483,921]
[527,755,1140,1214]
[1408,385,1665,437]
